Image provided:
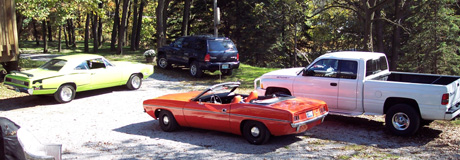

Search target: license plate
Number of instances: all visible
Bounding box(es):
[222,64,229,69]
[306,111,314,118]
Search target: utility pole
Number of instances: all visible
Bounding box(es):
[213,0,220,37]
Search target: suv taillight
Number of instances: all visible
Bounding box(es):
[237,53,239,61]
[204,54,210,62]
[441,93,449,105]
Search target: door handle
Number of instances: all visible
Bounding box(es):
[330,83,337,86]
[222,108,227,112]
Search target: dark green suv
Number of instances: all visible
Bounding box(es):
[157,35,240,78]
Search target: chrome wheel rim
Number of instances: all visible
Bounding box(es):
[132,76,141,88]
[159,58,167,68]
[392,112,410,131]
[61,87,73,102]
[250,126,260,137]
[163,115,170,125]
[190,65,197,75]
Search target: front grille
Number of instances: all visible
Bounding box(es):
[8,78,29,86]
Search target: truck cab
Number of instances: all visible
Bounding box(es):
[255,51,460,136]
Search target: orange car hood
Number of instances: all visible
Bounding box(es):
[267,97,326,113]
[153,91,202,101]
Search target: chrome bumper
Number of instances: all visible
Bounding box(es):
[291,112,328,132]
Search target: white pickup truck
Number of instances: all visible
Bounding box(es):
[254,51,460,136]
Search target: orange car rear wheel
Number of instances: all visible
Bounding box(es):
[159,110,179,132]
[242,121,270,145]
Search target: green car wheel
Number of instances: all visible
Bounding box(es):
[54,84,76,103]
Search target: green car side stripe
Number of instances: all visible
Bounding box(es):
[143,104,291,123]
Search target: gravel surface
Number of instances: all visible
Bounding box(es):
[1,73,459,159]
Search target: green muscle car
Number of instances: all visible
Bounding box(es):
[3,54,154,103]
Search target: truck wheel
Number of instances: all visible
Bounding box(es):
[157,55,171,69]
[54,84,76,103]
[190,61,203,78]
[159,110,179,132]
[242,121,270,145]
[221,69,233,76]
[385,104,420,136]
[126,74,142,90]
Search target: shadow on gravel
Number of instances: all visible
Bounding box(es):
[308,115,442,149]
[114,120,301,154]
[0,86,130,111]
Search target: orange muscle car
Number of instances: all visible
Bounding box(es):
[143,82,329,145]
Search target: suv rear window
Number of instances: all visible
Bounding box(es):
[208,40,236,52]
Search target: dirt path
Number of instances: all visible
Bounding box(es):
[1,73,459,159]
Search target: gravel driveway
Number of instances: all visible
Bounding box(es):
[1,73,459,159]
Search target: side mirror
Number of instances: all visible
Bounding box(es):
[302,69,314,76]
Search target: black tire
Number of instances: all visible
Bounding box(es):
[54,84,76,103]
[190,61,203,78]
[126,74,142,90]
[385,104,420,136]
[159,110,179,132]
[157,55,171,69]
[221,69,233,76]
[242,121,270,145]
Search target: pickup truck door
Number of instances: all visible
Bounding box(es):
[293,59,339,109]
[337,60,359,111]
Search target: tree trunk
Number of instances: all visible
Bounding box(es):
[68,19,76,48]
[93,12,99,52]
[42,20,48,53]
[375,8,384,53]
[64,26,69,48]
[48,21,52,42]
[32,19,39,46]
[135,0,145,49]
[181,0,191,36]
[98,2,103,46]
[111,0,120,51]
[85,13,90,52]
[131,0,138,51]
[391,0,402,70]
[118,0,131,55]
[156,0,166,48]
[58,26,62,52]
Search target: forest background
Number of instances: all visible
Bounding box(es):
[14,0,460,75]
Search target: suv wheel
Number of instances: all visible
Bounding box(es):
[190,61,203,78]
[157,55,171,69]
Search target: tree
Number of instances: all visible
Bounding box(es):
[117,0,131,55]
[111,0,121,51]
[400,0,460,74]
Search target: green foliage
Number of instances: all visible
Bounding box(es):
[13,0,460,76]
[400,0,460,75]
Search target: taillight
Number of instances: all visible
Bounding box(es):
[441,93,449,105]
[236,53,239,61]
[204,54,210,62]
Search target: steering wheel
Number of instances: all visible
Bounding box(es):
[210,95,222,104]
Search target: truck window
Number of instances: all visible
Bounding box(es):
[304,59,338,78]
[338,60,358,79]
[366,56,388,76]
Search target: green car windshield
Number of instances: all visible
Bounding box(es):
[40,59,67,71]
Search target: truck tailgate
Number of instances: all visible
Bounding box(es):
[446,78,460,119]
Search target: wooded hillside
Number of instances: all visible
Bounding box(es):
[14,0,460,75]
